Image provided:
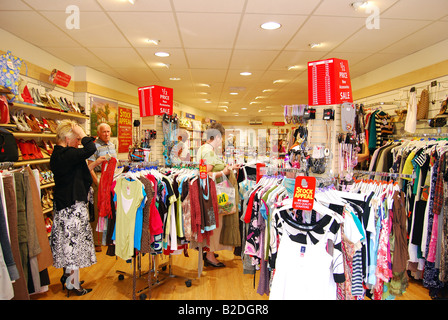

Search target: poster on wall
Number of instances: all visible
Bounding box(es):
[118,107,133,153]
[90,97,118,137]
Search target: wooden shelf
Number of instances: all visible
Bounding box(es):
[13,158,50,167]
[12,132,56,138]
[11,102,89,120]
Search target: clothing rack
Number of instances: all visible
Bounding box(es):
[390,132,448,139]
[112,163,198,300]
[352,169,416,180]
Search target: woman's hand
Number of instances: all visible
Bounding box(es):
[71,123,86,139]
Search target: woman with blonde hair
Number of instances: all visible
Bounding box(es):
[49,120,106,297]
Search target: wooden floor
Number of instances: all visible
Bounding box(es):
[30,246,432,300]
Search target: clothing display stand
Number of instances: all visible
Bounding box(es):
[113,160,195,300]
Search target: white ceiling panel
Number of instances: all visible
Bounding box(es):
[235,14,308,50]
[137,47,189,69]
[245,0,322,15]
[314,0,399,17]
[229,50,279,71]
[286,16,366,51]
[96,0,172,12]
[108,12,182,48]
[335,18,432,53]
[40,11,130,48]
[381,0,448,20]
[185,49,232,69]
[0,11,79,48]
[89,47,147,68]
[172,0,245,13]
[176,12,241,49]
[22,0,103,11]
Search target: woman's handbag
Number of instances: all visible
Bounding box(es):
[0,51,24,100]
[416,89,429,120]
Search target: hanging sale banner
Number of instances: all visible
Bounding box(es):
[138,85,173,117]
[307,58,353,106]
[118,107,133,153]
[292,176,316,210]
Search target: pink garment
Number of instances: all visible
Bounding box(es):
[427,212,439,263]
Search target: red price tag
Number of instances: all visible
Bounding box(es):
[199,159,207,179]
[292,176,316,210]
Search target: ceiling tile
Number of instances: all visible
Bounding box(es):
[314,0,399,17]
[229,50,279,70]
[89,47,147,68]
[286,16,366,51]
[176,12,241,49]
[184,48,232,69]
[235,14,308,50]
[96,0,172,12]
[245,0,321,15]
[39,47,110,68]
[109,12,182,48]
[269,50,325,71]
[137,47,189,69]
[40,11,130,48]
[172,0,245,13]
[22,0,103,11]
[381,0,448,20]
[334,18,432,53]
[0,11,79,48]
[380,21,448,54]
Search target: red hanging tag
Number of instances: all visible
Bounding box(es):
[256,163,266,183]
[292,176,316,210]
[199,159,207,179]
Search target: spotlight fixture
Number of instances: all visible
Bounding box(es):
[350,1,369,10]
[169,77,181,81]
[261,21,281,30]
[309,43,322,49]
[145,39,159,45]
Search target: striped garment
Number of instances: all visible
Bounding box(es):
[88,138,118,172]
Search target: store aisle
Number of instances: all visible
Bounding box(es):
[29,247,431,300]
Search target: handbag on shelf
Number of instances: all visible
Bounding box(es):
[416,89,429,120]
[0,129,18,162]
[0,51,24,101]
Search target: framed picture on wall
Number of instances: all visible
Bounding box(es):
[90,96,118,137]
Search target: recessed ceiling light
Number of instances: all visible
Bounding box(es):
[158,63,170,68]
[217,105,228,109]
[205,100,212,103]
[262,89,271,93]
[155,52,170,57]
[261,21,281,30]
[273,80,282,84]
[145,39,159,45]
[287,65,301,70]
[309,43,322,49]
[128,0,136,4]
[169,77,181,81]
[241,107,247,110]
[229,92,238,95]
[240,72,252,76]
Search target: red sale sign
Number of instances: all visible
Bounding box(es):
[292,176,316,210]
[199,159,207,179]
[138,85,173,117]
[49,69,71,87]
[308,58,353,106]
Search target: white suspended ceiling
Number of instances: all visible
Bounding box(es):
[0,0,447,121]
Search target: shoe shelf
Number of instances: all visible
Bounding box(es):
[12,132,57,138]
[13,158,50,167]
[12,101,89,120]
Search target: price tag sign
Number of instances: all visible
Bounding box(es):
[256,163,266,183]
[292,176,316,210]
[199,159,207,179]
